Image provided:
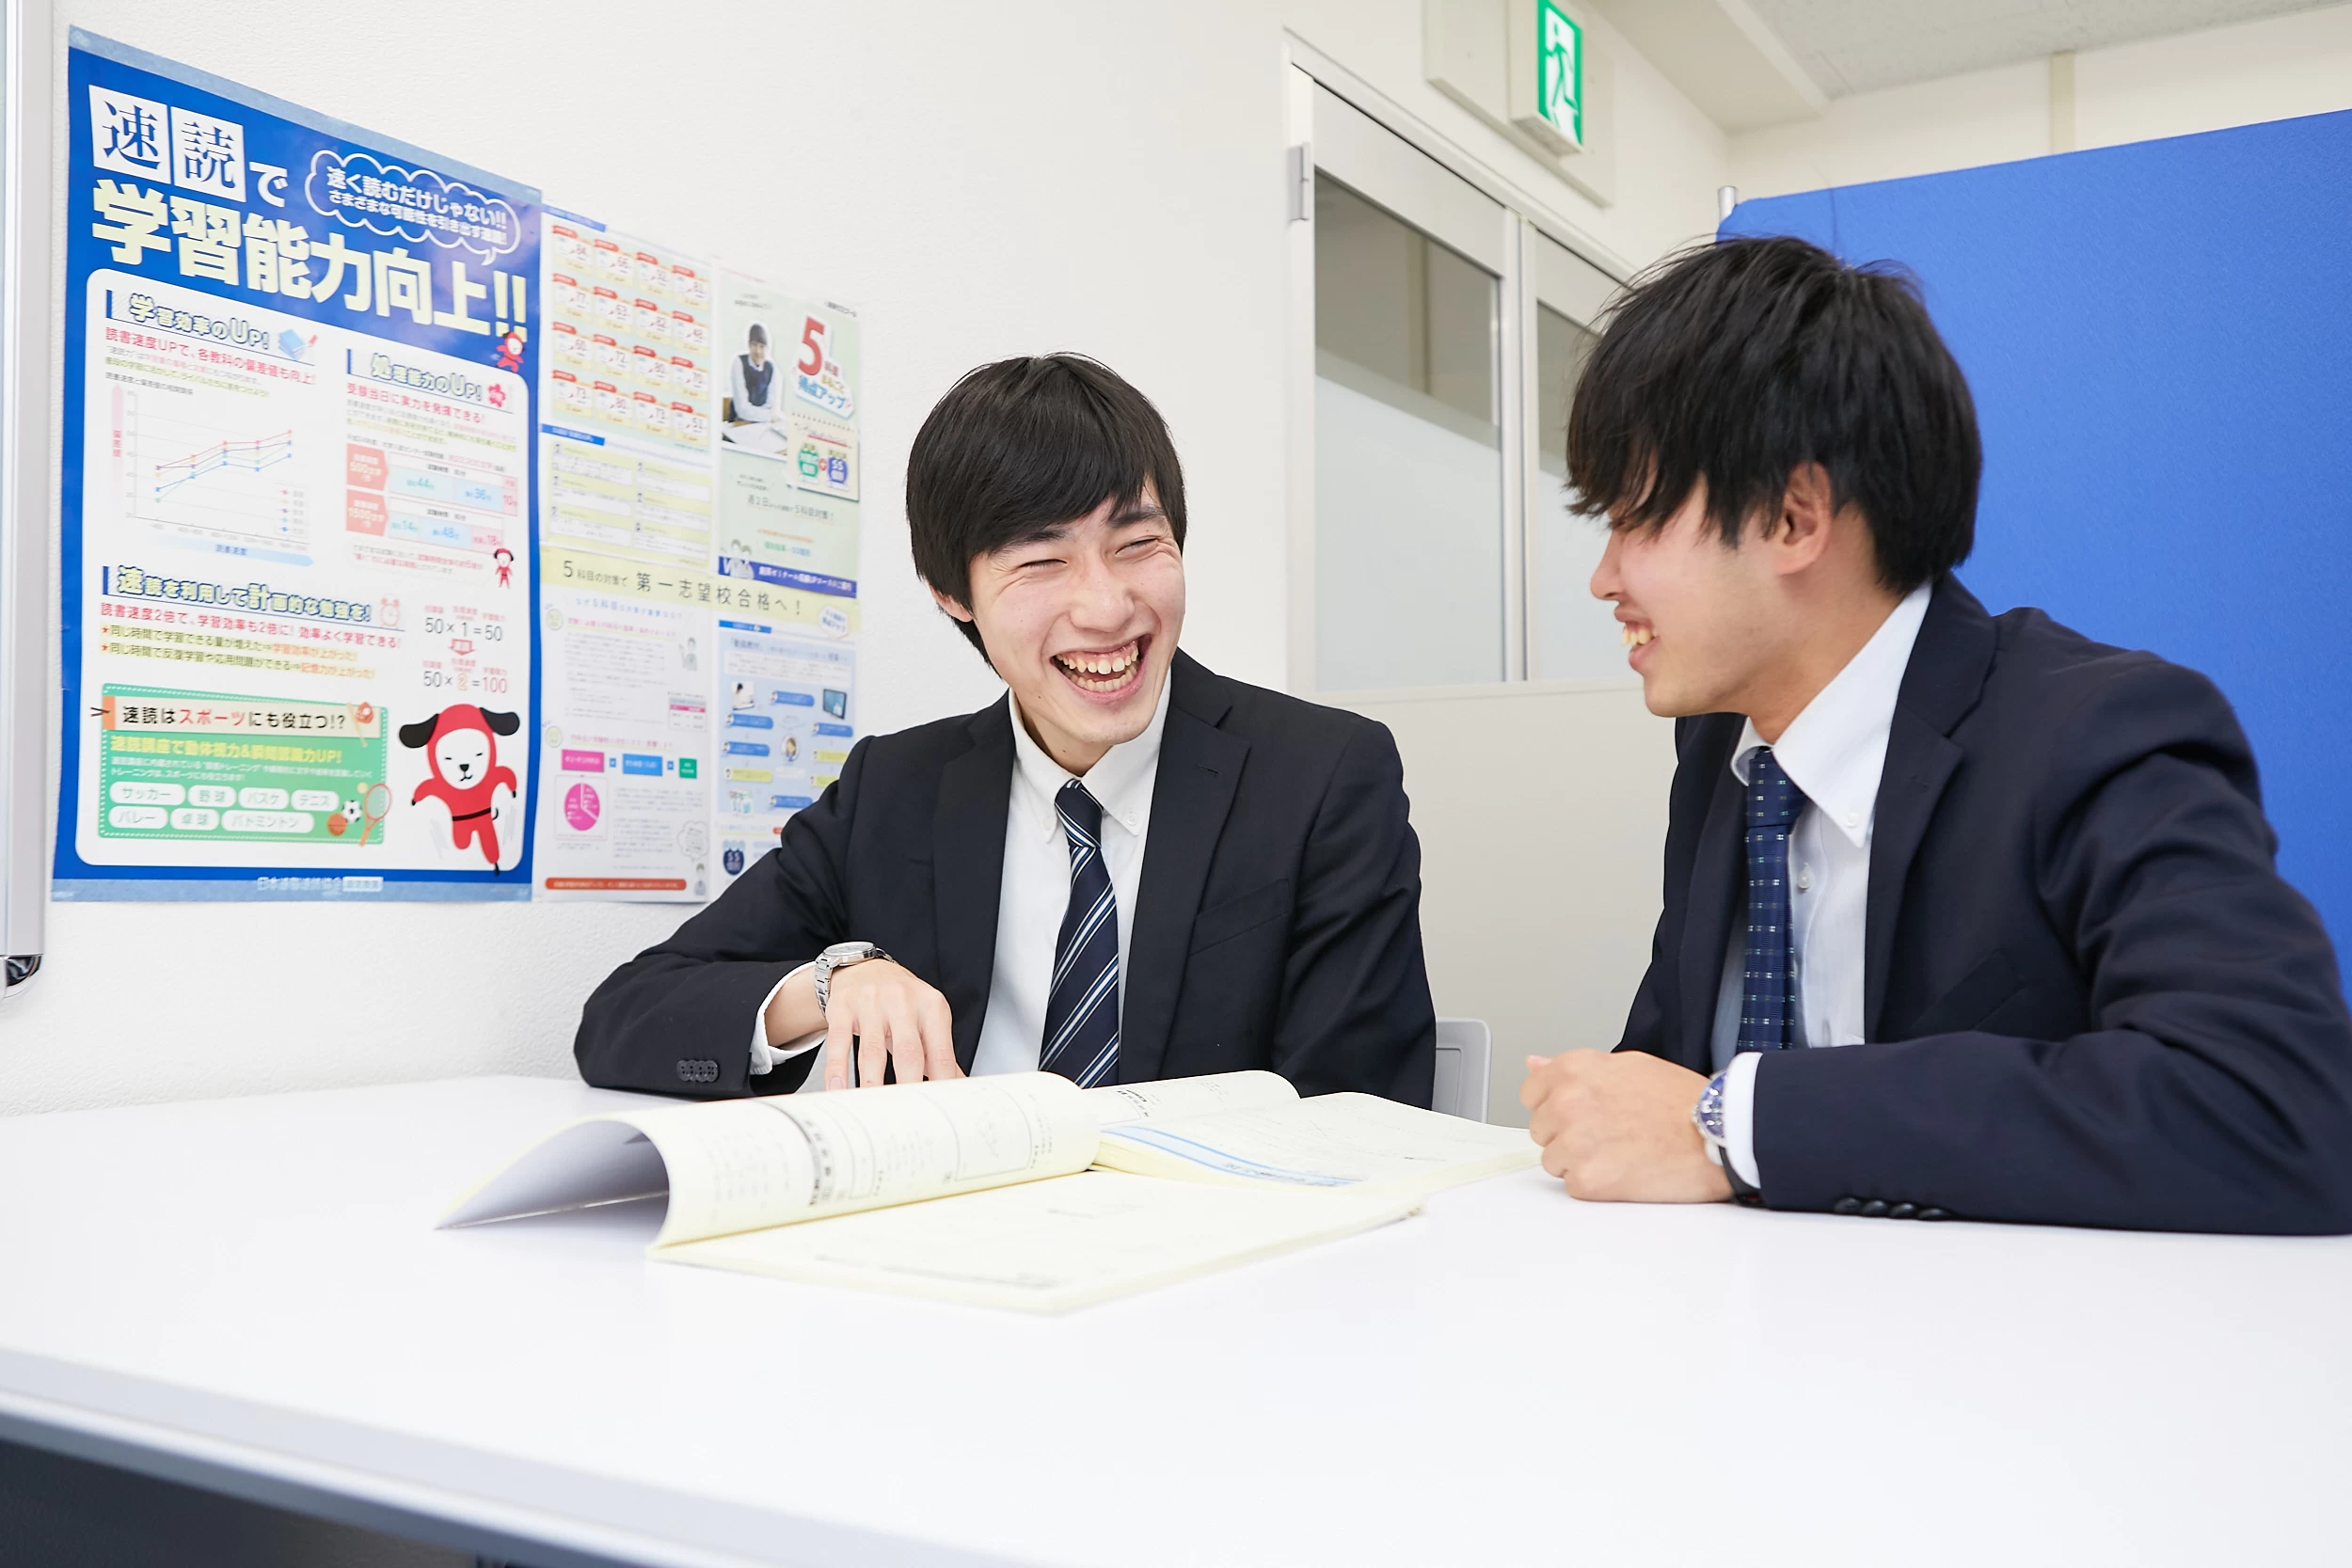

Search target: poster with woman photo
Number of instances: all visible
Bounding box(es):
[715,273,860,596]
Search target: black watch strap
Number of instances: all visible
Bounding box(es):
[1724,1153,1765,1209]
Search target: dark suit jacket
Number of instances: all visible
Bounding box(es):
[576,651,1436,1104]
[1618,576,2352,1233]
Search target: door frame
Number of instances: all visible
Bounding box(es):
[1282,35,1629,700]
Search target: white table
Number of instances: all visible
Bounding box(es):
[0,1075,2344,1567]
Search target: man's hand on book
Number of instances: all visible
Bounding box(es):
[1518,1050,1730,1203]
[823,960,964,1091]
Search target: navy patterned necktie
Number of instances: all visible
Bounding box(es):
[1738,746,1810,1053]
[1040,780,1120,1086]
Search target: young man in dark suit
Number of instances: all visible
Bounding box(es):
[1521,236,2352,1233]
[576,355,1435,1104]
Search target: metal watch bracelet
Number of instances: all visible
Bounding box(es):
[813,942,891,1015]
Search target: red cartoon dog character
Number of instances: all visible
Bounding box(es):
[400,704,520,869]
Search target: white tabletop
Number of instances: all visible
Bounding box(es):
[0,1074,2344,1567]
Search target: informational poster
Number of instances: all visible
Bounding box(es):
[535,546,858,899]
[535,554,712,901]
[57,33,541,898]
[533,238,861,902]
[715,615,856,888]
[715,273,860,592]
[538,214,716,566]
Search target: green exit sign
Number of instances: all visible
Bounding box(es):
[1509,0,1586,156]
[1536,0,1582,147]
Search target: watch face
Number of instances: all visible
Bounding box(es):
[1694,1074,1728,1143]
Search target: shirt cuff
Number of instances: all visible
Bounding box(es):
[1722,1049,1762,1191]
[748,962,824,1077]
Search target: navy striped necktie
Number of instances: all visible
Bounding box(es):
[1738,746,1809,1053]
[1041,780,1120,1086]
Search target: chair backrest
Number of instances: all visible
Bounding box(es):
[1431,1018,1491,1122]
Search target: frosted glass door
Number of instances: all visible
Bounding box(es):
[1529,231,1621,681]
[1313,173,1502,691]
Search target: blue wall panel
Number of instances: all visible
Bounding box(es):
[1725,110,2352,967]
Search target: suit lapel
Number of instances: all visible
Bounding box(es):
[1122,654,1247,1084]
[934,700,1014,1072]
[1864,576,1996,1037]
[1677,756,1745,1072]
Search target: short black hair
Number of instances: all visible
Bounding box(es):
[747,323,768,346]
[907,355,1186,658]
[1566,234,1979,593]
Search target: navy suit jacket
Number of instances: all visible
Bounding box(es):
[1617,576,2352,1233]
[575,651,1436,1105]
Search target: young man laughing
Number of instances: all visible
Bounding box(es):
[1521,236,2352,1233]
[576,355,1436,1103]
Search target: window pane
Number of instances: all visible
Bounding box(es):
[1533,302,1624,680]
[1535,302,1592,483]
[1313,174,1502,690]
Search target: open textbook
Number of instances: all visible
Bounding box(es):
[440,1070,1536,1312]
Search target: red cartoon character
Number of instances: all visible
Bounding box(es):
[493,327,525,372]
[400,704,520,869]
[492,546,515,588]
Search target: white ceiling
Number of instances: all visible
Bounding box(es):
[1744,0,2344,97]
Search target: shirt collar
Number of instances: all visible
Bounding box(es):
[1731,580,1933,848]
[1007,673,1171,842]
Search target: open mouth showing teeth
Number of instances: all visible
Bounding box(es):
[1053,638,1144,694]
[1619,624,1655,648]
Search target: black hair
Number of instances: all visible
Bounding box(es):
[747,323,768,346]
[1566,234,1979,592]
[906,354,1186,658]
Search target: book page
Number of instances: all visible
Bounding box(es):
[439,1072,1099,1246]
[1093,1092,1538,1200]
[656,1170,1418,1313]
[1080,1069,1298,1127]
[770,1072,1097,1237]
[437,1099,800,1242]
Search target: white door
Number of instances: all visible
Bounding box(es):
[1526,229,1623,679]
[1287,71,1672,1124]
[1308,85,1518,693]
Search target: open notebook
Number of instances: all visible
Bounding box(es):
[441,1070,1536,1313]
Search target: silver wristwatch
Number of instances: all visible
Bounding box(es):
[1692,1066,1764,1207]
[1692,1069,1731,1161]
[813,941,891,1014]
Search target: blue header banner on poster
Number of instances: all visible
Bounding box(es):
[58,32,543,899]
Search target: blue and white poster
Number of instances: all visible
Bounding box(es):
[58,32,542,898]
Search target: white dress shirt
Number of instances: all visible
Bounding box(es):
[1707,581,1932,1187]
[749,677,1169,1087]
[973,679,1166,1075]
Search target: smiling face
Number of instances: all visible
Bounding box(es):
[1591,467,1902,737]
[935,486,1184,774]
[433,727,490,788]
[1591,483,1788,721]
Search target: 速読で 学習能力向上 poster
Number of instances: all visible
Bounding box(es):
[58,32,543,899]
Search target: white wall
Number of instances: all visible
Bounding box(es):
[3,0,1727,1114]
[1346,681,1677,1125]
[1732,2,2352,200]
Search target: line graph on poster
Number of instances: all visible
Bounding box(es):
[153,427,294,497]
[111,385,310,564]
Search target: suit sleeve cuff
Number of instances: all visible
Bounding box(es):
[1723,1049,1762,1191]
[748,962,823,1076]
